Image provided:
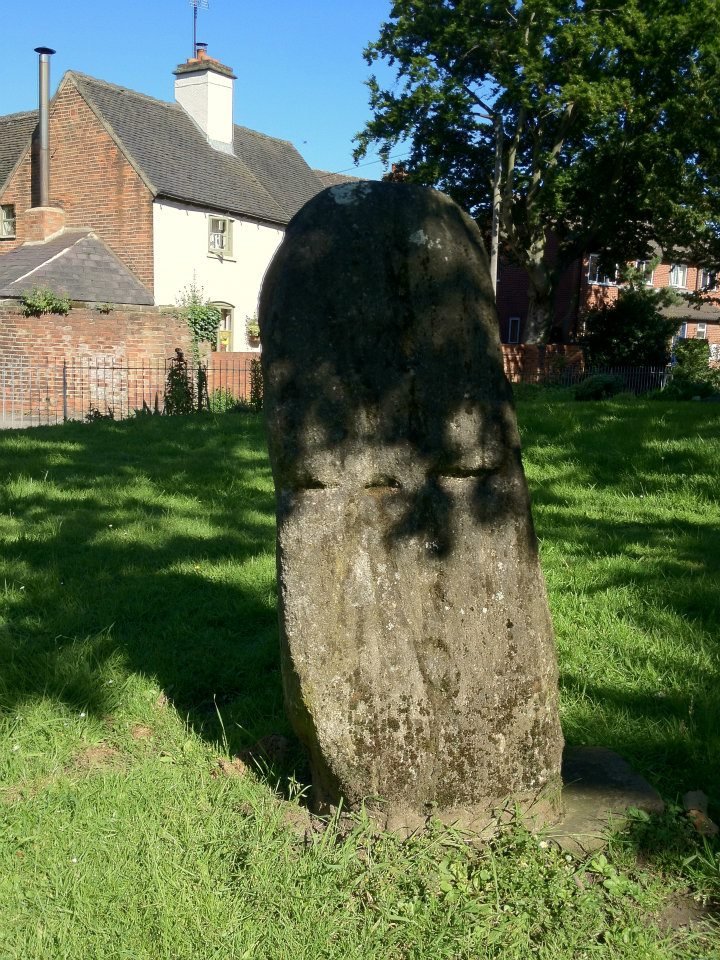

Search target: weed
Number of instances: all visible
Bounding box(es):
[20,287,72,317]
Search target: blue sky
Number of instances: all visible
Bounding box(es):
[3,0,406,178]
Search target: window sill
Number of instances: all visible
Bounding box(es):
[207,253,237,264]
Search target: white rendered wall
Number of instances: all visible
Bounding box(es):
[153,200,284,352]
[175,71,234,148]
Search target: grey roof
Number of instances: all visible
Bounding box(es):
[70,72,325,224]
[314,169,362,188]
[0,110,37,193]
[663,300,720,322]
[0,229,154,305]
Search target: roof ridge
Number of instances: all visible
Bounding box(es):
[68,71,181,112]
[0,109,38,123]
[72,73,302,162]
[234,123,295,149]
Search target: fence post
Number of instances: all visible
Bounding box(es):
[62,360,68,422]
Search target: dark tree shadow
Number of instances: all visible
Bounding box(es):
[0,414,285,758]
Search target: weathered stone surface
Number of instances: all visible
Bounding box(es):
[259,181,563,830]
[551,746,665,854]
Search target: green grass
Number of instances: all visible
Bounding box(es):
[0,401,719,958]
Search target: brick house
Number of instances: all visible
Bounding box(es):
[496,247,720,359]
[0,47,329,358]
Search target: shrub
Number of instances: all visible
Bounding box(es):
[85,404,115,422]
[574,373,625,401]
[21,287,72,317]
[582,285,678,367]
[208,387,238,413]
[249,358,263,412]
[164,350,195,415]
[663,339,720,399]
[175,280,221,357]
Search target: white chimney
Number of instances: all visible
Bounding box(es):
[174,46,236,154]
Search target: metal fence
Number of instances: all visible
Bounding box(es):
[506,363,671,393]
[0,353,261,429]
[0,354,672,429]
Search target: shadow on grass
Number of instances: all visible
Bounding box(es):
[0,413,286,759]
[0,400,718,823]
[519,399,720,813]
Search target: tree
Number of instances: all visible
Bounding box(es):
[354,0,720,342]
[582,265,680,366]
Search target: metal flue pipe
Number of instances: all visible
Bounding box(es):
[34,47,55,208]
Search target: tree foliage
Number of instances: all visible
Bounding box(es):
[175,280,222,358]
[355,0,720,342]
[665,338,720,398]
[582,287,679,367]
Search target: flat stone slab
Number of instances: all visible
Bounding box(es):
[549,746,665,854]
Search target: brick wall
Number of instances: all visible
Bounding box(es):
[0,79,154,290]
[0,302,262,423]
[501,344,584,383]
[0,300,189,366]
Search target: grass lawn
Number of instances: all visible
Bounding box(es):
[0,398,718,958]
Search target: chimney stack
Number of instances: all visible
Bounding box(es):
[26,46,65,242]
[174,47,236,154]
[34,47,55,207]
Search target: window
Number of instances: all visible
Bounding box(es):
[697,268,717,291]
[0,204,16,239]
[507,316,521,344]
[696,323,708,340]
[208,216,232,257]
[587,254,618,285]
[678,322,688,339]
[669,263,688,288]
[636,260,654,286]
[214,304,233,351]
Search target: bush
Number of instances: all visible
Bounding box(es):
[21,287,72,317]
[208,387,238,413]
[582,285,678,366]
[249,358,263,412]
[175,280,221,355]
[663,339,720,399]
[574,373,625,401]
[164,350,195,415]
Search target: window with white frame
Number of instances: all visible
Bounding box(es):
[636,260,654,286]
[678,322,688,340]
[587,254,618,285]
[208,216,233,257]
[507,316,521,344]
[697,268,717,291]
[695,323,708,340]
[0,204,16,238]
[669,263,688,288]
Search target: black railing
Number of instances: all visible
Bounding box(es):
[0,353,262,428]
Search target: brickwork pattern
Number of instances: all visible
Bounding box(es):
[0,81,154,290]
[501,344,584,382]
[0,301,189,367]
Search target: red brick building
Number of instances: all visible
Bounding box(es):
[495,248,720,359]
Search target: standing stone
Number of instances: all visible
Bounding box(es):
[259,182,563,832]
